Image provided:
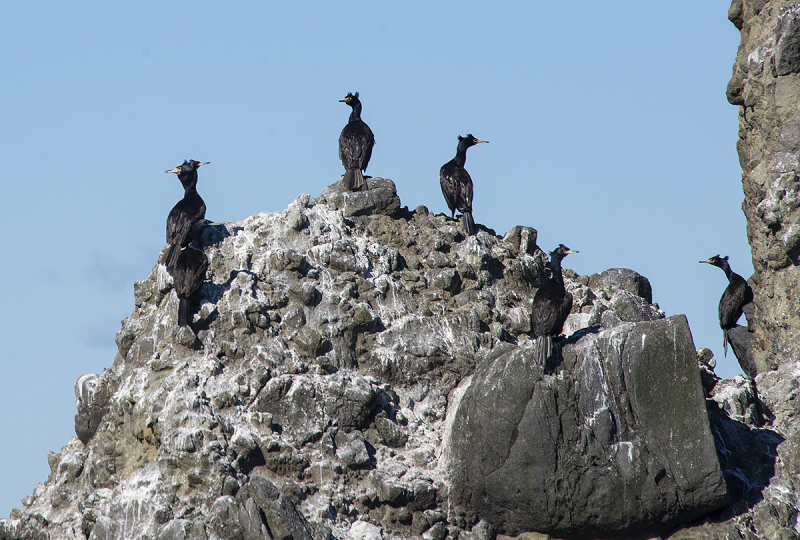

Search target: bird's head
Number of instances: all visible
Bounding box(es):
[458,134,489,149]
[166,160,210,175]
[339,92,360,107]
[551,244,578,261]
[699,254,728,269]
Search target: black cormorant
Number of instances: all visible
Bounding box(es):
[174,220,209,327]
[339,92,375,191]
[440,134,488,236]
[532,244,578,369]
[699,255,754,357]
[163,160,209,267]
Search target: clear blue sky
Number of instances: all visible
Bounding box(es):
[0,1,746,516]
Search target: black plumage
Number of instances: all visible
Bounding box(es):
[174,221,209,327]
[339,92,375,191]
[532,244,578,368]
[699,255,754,357]
[440,134,488,235]
[163,160,209,267]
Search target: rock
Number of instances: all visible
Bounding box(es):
[314,177,401,217]
[726,325,756,377]
[443,315,728,537]
[73,373,110,445]
[502,226,538,257]
[350,520,383,540]
[374,416,408,448]
[1,177,741,540]
[334,430,371,468]
[730,1,800,372]
[588,268,653,303]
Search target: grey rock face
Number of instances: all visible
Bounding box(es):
[443,315,728,538]
[728,0,800,372]
[74,373,111,445]
[0,178,728,540]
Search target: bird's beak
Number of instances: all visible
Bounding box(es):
[166,167,182,174]
[566,249,579,254]
[475,140,489,144]
[198,162,210,166]
[699,259,711,264]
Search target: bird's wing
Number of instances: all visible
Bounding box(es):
[167,199,206,247]
[339,121,374,170]
[719,277,748,328]
[555,292,573,336]
[455,168,474,212]
[440,163,459,212]
[532,283,559,336]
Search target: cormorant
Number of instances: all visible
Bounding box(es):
[339,92,375,191]
[440,134,488,236]
[163,160,209,267]
[173,220,209,327]
[699,255,754,357]
[532,244,578,369]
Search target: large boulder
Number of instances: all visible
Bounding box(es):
[443,315,728,538]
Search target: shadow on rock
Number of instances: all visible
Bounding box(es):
[707,404,783,514]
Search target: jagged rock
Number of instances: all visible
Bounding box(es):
[314,177,401,217]
[730,0,800,372]
[73,373,110,444]
[0,178,733,540]
[444,315,728,537]
[588,268,653,304]
[335,430,370,468]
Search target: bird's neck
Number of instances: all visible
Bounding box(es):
[720,261,734,281]
[180,173,199,195]
[453,146,468,168]
[348,103,362,123]
[550,257,565,286]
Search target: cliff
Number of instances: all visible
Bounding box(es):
[727,0,800,371]
[1,177,782,540]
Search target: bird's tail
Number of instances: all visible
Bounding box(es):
[462,211,476,235]
[344,169,366,191]
[723,329,728,358]
[535,336,554,372]
[178,297,192,327]
[163,244,180,267]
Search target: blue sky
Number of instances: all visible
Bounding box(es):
[0,1,746,516]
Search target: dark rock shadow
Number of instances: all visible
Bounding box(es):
[707,403,784,514]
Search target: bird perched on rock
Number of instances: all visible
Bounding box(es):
[699,255,754,358]
[532,244,578,370]
[339,92,375,191]
[173,220,209,327]
[163,160,209,267]
[440,134,488,235]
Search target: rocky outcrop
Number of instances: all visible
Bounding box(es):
[727,0,800,372]
[0,178,744,540]
[444,315,728,538]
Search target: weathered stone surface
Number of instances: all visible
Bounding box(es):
[729,0,800,372]
[73,373,111,444]
[0,177,731,540]
[314,177,401,217]
[588,267,653,303]
[444,315,728,538]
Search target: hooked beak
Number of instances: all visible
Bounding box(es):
[166,166,181,174]
[565,249,579,254]
[475,140,489,144]
[699,259,711,264]
[197,161,210,166]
